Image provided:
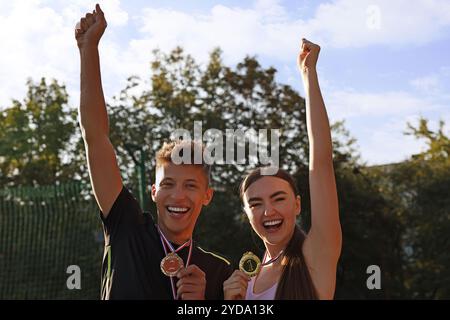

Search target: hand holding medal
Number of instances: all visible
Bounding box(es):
[176,264,206,300]
[223,270,251,300]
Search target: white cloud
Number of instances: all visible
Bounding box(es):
[310,0,450,48]
[358,116,428,165]
[323,85,450,164]
[254,0,287,21]
[0,0,129,108]
[0,1,71,106]
[409,68,450,102]
[133,0,309,66]
[57,0,129,28]
[3,0,450,108]
[131,0,450,70]
[410,74,441,94]
[325,90,440,119]
[358,112,450,165]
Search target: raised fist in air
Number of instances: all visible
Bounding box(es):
[297,38,320,73]
[75,3,107,50]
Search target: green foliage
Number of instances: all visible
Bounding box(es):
[406,117,450,162]
[333,166,405,299]
[387,118,450,298]
[0,78,86,187]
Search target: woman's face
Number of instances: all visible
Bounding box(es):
[243,176,301,247]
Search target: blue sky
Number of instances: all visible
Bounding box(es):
[1,0,449,165]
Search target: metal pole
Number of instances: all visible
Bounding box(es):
[124,143,148,211]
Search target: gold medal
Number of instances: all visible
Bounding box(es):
[239,251,261,277]
[160,252,184,277]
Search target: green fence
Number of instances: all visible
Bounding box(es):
[0,182,103,299]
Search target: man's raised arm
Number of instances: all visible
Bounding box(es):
[76,4,122,218]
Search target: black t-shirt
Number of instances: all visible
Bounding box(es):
[99,186,233,300]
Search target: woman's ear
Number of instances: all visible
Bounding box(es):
[295,195,301,216]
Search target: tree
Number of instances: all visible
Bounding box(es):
[387,118,450,298]
[0,78,86,187]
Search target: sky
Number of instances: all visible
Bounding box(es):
[1,0,449,165]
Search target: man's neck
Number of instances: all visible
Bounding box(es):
[157,223,191,246]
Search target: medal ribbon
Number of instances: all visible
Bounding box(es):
[157,225,193,300]
[261,250,284,267]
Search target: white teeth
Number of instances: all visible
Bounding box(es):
[263,219,283,227]
[167,206,189,213]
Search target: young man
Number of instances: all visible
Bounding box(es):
[75,4,232,300]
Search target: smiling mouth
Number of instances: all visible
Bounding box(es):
[263,219,283,231]
[166,206,190,216]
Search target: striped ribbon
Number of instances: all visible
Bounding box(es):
[157,225,193,300]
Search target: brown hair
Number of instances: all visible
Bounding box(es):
[239,167,318,299]
[156,140,211,185]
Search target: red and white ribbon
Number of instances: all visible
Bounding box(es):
[261,250,284,267]
[157,225,193,300]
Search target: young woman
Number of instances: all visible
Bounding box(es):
[223,38,342,300]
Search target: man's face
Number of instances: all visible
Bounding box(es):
[151,162,213,243]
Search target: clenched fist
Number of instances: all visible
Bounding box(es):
[176,264,207,300]
[223,270,250,300]
[297,38,320,74]
[75,4,107,50]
